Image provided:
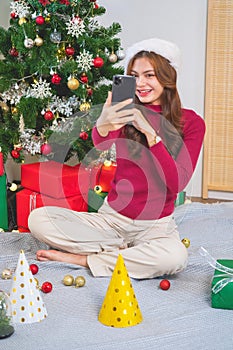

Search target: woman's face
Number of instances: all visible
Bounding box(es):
[130,57,164,105]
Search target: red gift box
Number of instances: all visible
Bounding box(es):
[21,161,90,199]
[16,188,88,232]
[89,162,116,192]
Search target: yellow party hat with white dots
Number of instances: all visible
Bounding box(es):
[9,250,47,324]
[98,254,143,327]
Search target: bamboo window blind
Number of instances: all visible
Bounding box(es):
[202,0,233,198]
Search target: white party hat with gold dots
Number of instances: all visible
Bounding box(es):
[9,250,47,324]
[98,254,143,328]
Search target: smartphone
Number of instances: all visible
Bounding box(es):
[111,75,136,107]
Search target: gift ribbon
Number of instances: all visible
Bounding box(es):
[199,247,233,294]
[29,192,37,213]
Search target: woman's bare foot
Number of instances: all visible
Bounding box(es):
[36,249,88,267]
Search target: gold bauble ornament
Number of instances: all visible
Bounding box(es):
[63,275,74,286]
[181,238,190,248]
[108,53,118,63]
[18,17,27,25]
[34,35,44,47]
[0,101,9,113]
[11,106,18,115]
[75,276,86,288]
[67,77,79,90]
[1,268,13,280]
[45,14,51,23]
[79,101,91,111]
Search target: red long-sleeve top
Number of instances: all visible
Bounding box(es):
[92,105,205,220]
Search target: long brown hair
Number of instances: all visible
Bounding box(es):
[124,50,183,158]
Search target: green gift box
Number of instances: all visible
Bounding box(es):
[175,191,186,207]
[88,189,108,213]
[0,174,8,231]
[211,259,233,309]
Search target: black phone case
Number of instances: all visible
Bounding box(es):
[112,75,136,104]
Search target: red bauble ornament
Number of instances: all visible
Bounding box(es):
[80,74,88,84]
[65,46,75,56]
[41,143,52,155]
[41,281,53,293]
[29,263,39,275]
[87,87,93,96]
[9,47,19,57]
[159,279,171,290]
[94,3,99,9]
[79,131,89,140]
[35,15,45,25]
[51,73,62,84]
[10,12,18,19]
[93,56,104,68]
[44,110,54,121]
[11,149,20,159]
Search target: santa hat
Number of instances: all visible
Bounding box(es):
[124,38,181,73]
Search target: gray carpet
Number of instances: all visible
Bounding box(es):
[1,201,233,349]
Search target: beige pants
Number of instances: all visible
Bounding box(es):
[28,199,188,279]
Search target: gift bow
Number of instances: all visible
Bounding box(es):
[199,247,233,294]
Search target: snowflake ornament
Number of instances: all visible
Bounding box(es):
[49,95,80,117]
[27,78,52,99]
[76,49,93,71]
[20,129,44,155]
[10,0,30,18]
[88,19,101,32]
[66,16,85,38]
[0,82,28,105]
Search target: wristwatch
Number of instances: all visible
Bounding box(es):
[151,134,162,146]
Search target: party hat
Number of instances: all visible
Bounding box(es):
[98,254,143,327]
[9,250,48,324]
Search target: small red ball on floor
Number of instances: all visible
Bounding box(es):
[159,279,171,290]
[41,281,53,293]
[29,264,39,275]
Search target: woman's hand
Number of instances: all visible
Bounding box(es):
[96,91,135,137]
[130,108,157,146]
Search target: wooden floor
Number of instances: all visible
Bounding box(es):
[190,196,232,204]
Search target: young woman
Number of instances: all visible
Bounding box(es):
[28,38,205,279]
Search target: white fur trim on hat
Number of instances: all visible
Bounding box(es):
[124,38,181,73]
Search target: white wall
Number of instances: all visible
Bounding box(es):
[1,0,231,199]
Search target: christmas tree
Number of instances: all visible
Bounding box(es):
[0,0,124,163]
